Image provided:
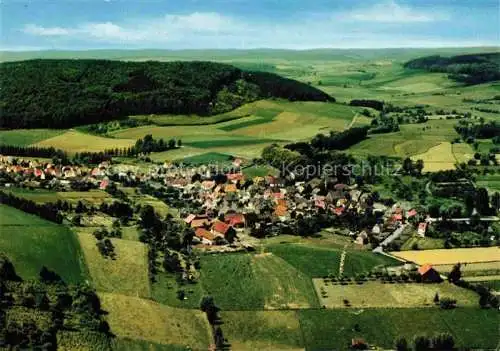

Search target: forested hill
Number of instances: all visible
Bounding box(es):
[404,52,500,85]
[0,59,334,129]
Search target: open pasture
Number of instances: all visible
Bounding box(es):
[476,174,500,193]
[432,262,500,276]
[411,142,457,172]
[35,130,135,153]
[0,128,64,146]
[113,99,361,161]
[313,281,477,308]
[57,190,111,204]
[298,308,498,350]
[266,243,399,278]
[3,187,61,204]
[199,252,319,310]
[391,247,500,265]
[0,204,87,283]
[77,230,151,297]
[350,120,460,160]
[99,292,211,349]
[221,310,304,351]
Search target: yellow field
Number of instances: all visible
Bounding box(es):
[77,231,151,298]
[411,142,456,172]
[230,111,349,140]
[313,281,477,308]
[35,130,135,153]
[433,262,500,274]
[391,247,500,265]
[100,292,212,349]
[452,142,474,164]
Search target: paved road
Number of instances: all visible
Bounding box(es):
[426,216,499,223]
[372,224,407,253]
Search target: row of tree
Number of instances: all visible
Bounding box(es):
[0,145,67,161]
[0,190,63,223]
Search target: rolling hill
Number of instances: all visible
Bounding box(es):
[0,59,334,129]
[404,52,500,85]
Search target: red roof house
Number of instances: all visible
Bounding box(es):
[212,220,231,236]
[195,228,215,244]
[225,213,245,228]
[418,264,441,283]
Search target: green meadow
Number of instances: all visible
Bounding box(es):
[0,129,64,146]
[298,308,497,350]
[0,204,88,283]
[266,243,399,278]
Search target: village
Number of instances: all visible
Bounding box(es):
[0,154,437,251]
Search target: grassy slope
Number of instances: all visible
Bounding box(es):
[191,253,320,310]
[99,292,212,349]
[76,229,151,298]
[298,308,498,350]
[0,204,87,283]
[35,130,135,153]
[314,281,478,308]
[221,310,304,351]
[267,243,398,278]
[0,129,65,146]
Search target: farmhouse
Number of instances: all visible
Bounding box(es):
[195,228,216,245]
[418,264,441,283]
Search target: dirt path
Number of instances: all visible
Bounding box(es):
[346,112,359,130]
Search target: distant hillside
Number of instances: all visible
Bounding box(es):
[0,59,334,129]
[404,52,500,85]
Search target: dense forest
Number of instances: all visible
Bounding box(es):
[404,53,500,84]
[0,59,334,129]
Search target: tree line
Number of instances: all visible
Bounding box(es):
[0,59,334,129]
[0,190,63,223]
[404,52,500,85]
[0,145,67,161]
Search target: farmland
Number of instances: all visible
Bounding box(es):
[313,281,477,308]
[391,247,500,265]
[198,252,319,310]
[298,308,498,350]
[0,204,87,283]
[0,47,499,350]
[267,243,399,278]
[76,229,151,298]
[35,130,136,153]
[221,311,304,350]
[99,292,212,349]
[0,129,64,146]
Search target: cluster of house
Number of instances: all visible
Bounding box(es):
[0,156,113,190]
[0,155,430,247]
[184,212,245,245]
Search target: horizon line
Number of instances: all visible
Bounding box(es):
[1,45,499,53]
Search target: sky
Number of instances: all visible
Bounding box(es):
[0,0,499,50]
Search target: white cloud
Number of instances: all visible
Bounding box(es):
[23,24,70,36]
[19,9,489,49]
[163,12,235,32]
[345,1,448,23]
[22,12,238,43]
[80,22,149,42]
